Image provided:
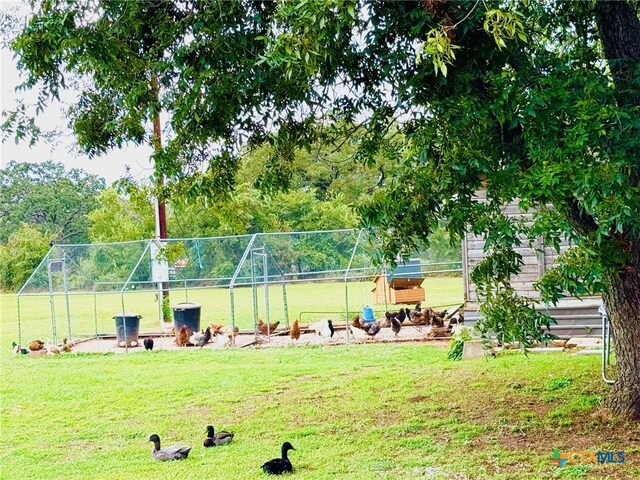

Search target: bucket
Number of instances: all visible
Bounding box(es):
[172,302,201,335]
[114,313,142,347]
[362,306,375,323]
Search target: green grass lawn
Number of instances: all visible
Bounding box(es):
[1,344,638,479]
[1,276,464,343]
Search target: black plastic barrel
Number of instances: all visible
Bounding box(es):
[114,313,142,347]
[172,302,201,335]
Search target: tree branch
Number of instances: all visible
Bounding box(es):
[562,197,599,236]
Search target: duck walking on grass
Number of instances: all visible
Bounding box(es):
[203,425,234,447]
[261,441,295,475]
[148,434,191,461]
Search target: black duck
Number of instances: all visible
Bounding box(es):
[261,441,295,475]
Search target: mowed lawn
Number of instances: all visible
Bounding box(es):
[1,277,464,342]
[1,344,639,479]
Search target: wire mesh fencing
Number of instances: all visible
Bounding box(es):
[14,229,463,348]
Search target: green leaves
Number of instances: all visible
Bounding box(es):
[483,9,527,49]
[0,223,54,291]
[0,160,105,245]
[535,245,609,304]
[418,27,459,77]
[447,326,473,361]
[473,287,556,349]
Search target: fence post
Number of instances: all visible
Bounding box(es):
[230,234,259,346]
[344,229,365,344]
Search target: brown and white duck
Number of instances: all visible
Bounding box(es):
[203,425,234,447]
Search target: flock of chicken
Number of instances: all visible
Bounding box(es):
[170,323,241,348]
[291,302,463,342]
[15,303,461,354]
[180,302,462,347]
[150,426,295,475]
[383,302,463,329]
[12,338,73,356]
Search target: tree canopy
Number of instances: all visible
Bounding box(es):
[0,222,54,291]
[255,0,640,418]
[5,0,640,417]
[6,0,327,197]
[0,160,105,244]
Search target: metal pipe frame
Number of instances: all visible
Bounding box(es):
[599,305,615,385]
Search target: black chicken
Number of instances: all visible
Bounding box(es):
[363,322,381,337]
[391,316,402,336]
[143,337,154,351]
[203,327,212,345]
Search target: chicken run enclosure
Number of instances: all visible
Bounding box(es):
[16,229,463,348]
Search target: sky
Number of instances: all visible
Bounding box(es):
[0,1,153,185]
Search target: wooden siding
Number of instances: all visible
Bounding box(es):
[462,190,602,330]
[463,189,568,303]
[462,189,603,334]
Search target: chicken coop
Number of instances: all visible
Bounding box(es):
[14,229,385,349]
[372,259,426,305]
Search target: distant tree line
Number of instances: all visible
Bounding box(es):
[0,149,460,291]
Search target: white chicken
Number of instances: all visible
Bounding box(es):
[189,330,207,347]
[349,325,368,341]
[309,319,335,338]
[215,326,239,348]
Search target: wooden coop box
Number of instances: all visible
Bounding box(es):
[372,260,425,305]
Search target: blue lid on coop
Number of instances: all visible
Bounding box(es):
[371,258,426,305]
[387,259,423,281]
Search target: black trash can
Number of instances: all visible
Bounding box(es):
[114,313,142,347]
[172,302,201,336]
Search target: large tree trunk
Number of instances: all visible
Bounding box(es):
[603,241,640,420]
[596,1,640,185]
[596,1,640,419]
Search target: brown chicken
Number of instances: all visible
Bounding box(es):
[258,319,280,336]
[175,324,189,347]
[289,319,301,341]
[431,314,445,328]
[28,339,45,351]
[60,338,73,353]
[209,323,225,335]
[409,309,430,325]
[351,315,364,328]
[229,325,239,341]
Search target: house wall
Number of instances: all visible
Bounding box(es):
[463,188,601,337]
[463,189,548,303]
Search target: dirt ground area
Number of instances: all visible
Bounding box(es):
[71,323,452,354]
